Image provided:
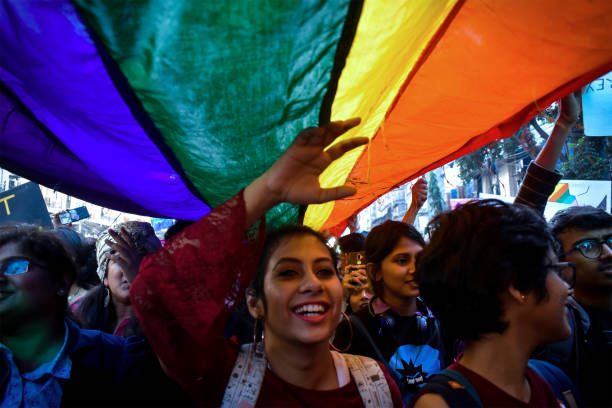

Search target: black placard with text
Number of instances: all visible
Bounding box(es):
[0,182,52,228]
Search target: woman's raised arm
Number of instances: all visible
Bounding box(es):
[129,119,366,402]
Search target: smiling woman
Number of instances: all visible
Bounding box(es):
[0,236,74,335]
[0,224,190,406]
[130,119,404,407]
[246,226,342,350]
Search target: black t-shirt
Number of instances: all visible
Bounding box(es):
[578,303,612,407]
[333,298,446,403]
[536,300,612,407]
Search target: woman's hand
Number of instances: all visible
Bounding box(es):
[403,178,428,224]
[105,227,143,283]
[558,90,581,126]
[535,89,582,170]
[244,118,367,226]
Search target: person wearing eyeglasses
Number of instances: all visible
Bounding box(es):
[0,224,191,407]
[510,88,611,406]
[548,206,612,408]
[507,86,610,406]
[409,199,579,408]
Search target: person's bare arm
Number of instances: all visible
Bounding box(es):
[402,178,427,225]
[514,91,582,213]
[533,91,581,170]
[412,393,450,408]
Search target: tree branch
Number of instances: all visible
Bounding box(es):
[529,119,549,140]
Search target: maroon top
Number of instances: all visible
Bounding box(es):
[447,362,561,407]
[256,365,402,407]
[130,192,403,407]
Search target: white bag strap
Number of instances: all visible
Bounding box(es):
[340,352,395,408]
[221,342,266,408]
[222,345,394,408]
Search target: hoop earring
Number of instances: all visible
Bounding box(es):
[329,312,353,352]
[253,318,264,344]
[104,286,111,308]
[251,318,266,361]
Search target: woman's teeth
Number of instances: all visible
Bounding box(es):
[293,304,325,315]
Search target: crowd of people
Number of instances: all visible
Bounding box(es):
[0,91,610,407]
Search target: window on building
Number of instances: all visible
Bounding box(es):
[8,175,18,190]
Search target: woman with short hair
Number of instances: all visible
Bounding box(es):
[0,224,188,406]
[410,200,577,408]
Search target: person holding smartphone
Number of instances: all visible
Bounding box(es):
[342,265,374,313]
[333,221,445,404]
[339,233,374,313]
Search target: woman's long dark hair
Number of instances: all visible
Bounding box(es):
[76,221,161,338]
[224,225,338,344]
[365,220,425,297]
[76,284,143,337]
[54,228,101,291]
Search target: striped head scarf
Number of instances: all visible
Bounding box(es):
[95,221,161,281]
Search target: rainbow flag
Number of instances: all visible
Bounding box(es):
[549,184,578,205]
[1,1,611,231]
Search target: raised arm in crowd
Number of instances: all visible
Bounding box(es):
[129,119,405,407]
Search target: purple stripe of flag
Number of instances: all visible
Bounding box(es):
[0,1,209,220]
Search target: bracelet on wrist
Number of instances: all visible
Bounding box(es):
[557,114,577,129]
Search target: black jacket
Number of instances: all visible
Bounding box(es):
[1,319,192,407]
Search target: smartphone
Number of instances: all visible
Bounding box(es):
[347,251,364,266]
[59,206,90,224]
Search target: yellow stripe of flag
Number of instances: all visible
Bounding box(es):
[305,0,461,230]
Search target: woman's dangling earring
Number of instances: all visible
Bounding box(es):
[104,286,111,308]
[251,318,266,359]
[253,318,262,344]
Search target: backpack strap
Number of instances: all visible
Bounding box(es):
[340,352,395,408]
[221,342,266,408]
[414,368,483,408]
[527,359,581,408]
[222,344,395,408]
[441,368,483,407]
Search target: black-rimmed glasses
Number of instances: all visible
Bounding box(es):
[547,262,576,289]
[564,235,612,260]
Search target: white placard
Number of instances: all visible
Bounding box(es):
[582,71,612,137]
